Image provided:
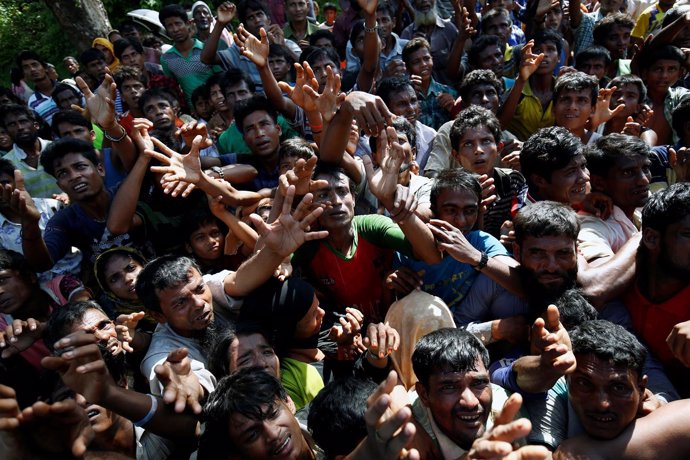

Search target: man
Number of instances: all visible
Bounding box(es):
[579,134,651,264]
[63,56,80,77]
[79,48,109,89]
[592,13,635,80]
[466,34,516,91]
[284,0,320,49]
[159,4,219,108]
[16,50,59,126]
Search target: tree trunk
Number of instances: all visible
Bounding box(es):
[43,0,112,53]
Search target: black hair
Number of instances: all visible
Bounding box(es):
[44,300,108,352]
[450,105,501,151]
[269,44,294,63]
[533,27,563,55]
[570,319,646,378]
[513,200,580,245]
[412,328,490,388]
[552,288,598,331]
[468,34,503,69]
[592,13,635,45]
[368,117,417,155]
[179,206,228,245]
[135,255,201,313]
[376,76,414,106]
[51,110,91,138]
[639,44,686,71]
[402,37,431,66]
[52,82,82,107]
[481,7,512,31]
[430,168,482,218]
[308,377,377,459]
[459,70,504,102]
[0,158,16,178]
[309,29,337,47]
[207,321,272,378]
[113,37,144,61]
[79,48,106,66]
[159,4,190,25]
[94,247,147,300]
[233,95,278,135]
[202,73,224,100]
[520,127,583,190]
[219,68,256,94]
[585,133,650,177]
[40,137,100,177]
[554,71,598,107]
[138,87,180,113]
[575,45,612,68]
[1,104,36,129]
[237,0,270,23]
[0,249,35,283]
[607,74,647,103]
[198,367,288,459]
[671,98,690,139]
[301,46,340,69]
[280,137,316,161]
[16,50,46,69]
[349,20,366,48]
[642,182,690,233]
[0,86,24,105]
[376,1,395,17]
[113,66,147,90]
[118,19,139,33]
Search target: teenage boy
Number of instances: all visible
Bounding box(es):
[16,50,59,126]
[112,66,146,131]
[592,13,635,80]
[631,0,676,45]
[552,71,600,145]
[600,75,658,146]
[574,45,611,87]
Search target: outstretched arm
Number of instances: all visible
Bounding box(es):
[498,41,543,129]
[201,1,236,65]
[356,0,381,93]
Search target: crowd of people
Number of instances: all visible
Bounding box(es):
[0,0,690,457]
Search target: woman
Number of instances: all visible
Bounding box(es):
[92,37,120,71]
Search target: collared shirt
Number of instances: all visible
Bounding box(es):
[283,20,321,42]
[401,17,459,86]
[506,78,555,141]
[4,138,62,198]
[27,84,59,126]
[577,205,640,262]
[160,39,220,107]
[217,44,264,93]
[417,79,458,131]
[345,33,409,74]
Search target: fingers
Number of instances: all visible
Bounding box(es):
[544,305,561,332]
[13,170,26,192]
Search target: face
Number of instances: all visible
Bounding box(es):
[314,172,356,230]
[535,41,560,75]
[515,234,578,298]
[434,188,480,234]
[94,45,114,65]
[453,126,498,177]
[194,6,213,30]
[377,11,394,40]
[56,122,93,143]
[610,83,641,117]
[228,333,280,378]
[245,8,270,36]
[657,214,690,281]
[120,46,145,69]
[227,399,309,460]
[21,59,47,82]
[193,95,213,120]
[120,78,146,110]
[599,0,624,13]
[54,89,83,111]
[155,268,214,337]
[224,81,253,111]
[163,16,192,44]
[46,65,59,81]
[643,59,683,95]
[0,269,33,316]
[269,55,291,81]
[77,308,123,356]
[544,6,563,30]
[325,8,337,23]
[578,58,607,82]
[407,47,434,82]
[3,112,37,145]
[85,59,108,81]
[286,0,308,22]
[601,25,631,60]
[416,359,492,450]
[598,155,650,211]
[388,87,419,124]
[142,96,178,130]
[294,295,325,339]
[476,45,504,78]
[484,15,511,44]
[121,26,141,41]
[534,154,590,205]
[352,30,366,59]
[568,353,644,440]
[554,89,594,132]
[313,37,334,49]
[0,128,12,151]
[187,222,225,263]
[76,394,116,435]
[64,58,80,75]
[242,111,282,158]
[465,83,500,113]
[414,0,436,15]
[103,254,143,302]
[311,57,340,92]
[209,84,228,113]
[53,152,105,201]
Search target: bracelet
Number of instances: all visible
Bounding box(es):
[310,123,323,132]
[20,229,42,241]
[134,394,158,427]
[363,22,378,33]
[210,166,225,180]
[103,125,127,143]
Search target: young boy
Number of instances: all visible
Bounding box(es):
[600,75,657,146]
[592,13,635,80]
[575,45,611,87]
[552,71,600,145]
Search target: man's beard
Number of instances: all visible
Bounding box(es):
[198,319,222,353]
[520,266,578,315]
[414,8,437,27]
[658,246,690,283]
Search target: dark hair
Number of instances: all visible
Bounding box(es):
[402,37,431,66]
[430,168,482,219]
[313,163,356,193]
[376,76,414,106]
[0,86,24,105]
[1,104,36,129]
[51,110,91,137]
[513,200,580,245]
[376,1,395,17]
[179,206,228,245]
[302,46,340,69]
[79,48,106,66]
[308,377,377,458]
[138,87,180,113]
[135,255,201,313]
[593,13,635,45]
[0,158,16,178]
[44,300,107,351]
[191,85,209,109]
[639,44,686,71]
[671,98,690,139]
[52,82,82,107]
[459,70,504,102]
[412,328,490,388]
[233,95,278,135]
[520,127,583,190]
[642,182,690,233]
[113,37,144,61]
[199,367,288,459]
[219,68,256,94]
[468,34,503,69]
[237,0,269,23]
[662,4,690,27]
[268,44,295,64]
[118,19,139,34]
[532,28,563,55]
[450,105,501,151]
[481,7,512,31]
[552,288,598,331]
[349,20,366,48]
[310,29,336,47]
[280,137,316,161]
[94,247,147,299]
[575,45,612,68]
[113,66,146,90]
[570,320,646,377]
[16,50,46,69]
[368,116,417,155]
[159,4,190,24]
[607,74,647,103]
[0,249,35,283]
[40,137,100,177]
[554,71,598,107]
[585,133,650,177]
[207,321,272,378]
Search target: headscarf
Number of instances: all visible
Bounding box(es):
[240,277,319,353]
[191,1,233,46]
[92,37,120,71]
[384,290,456,390]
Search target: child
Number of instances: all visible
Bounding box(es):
[599,75,657,146]
[552,71,600,145]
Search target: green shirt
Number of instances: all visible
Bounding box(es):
[217,116,299,155]
[160,39,221,107]
[280,357,324,411]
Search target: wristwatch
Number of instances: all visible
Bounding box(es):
[472,251,489,271]
[210,166,224,180]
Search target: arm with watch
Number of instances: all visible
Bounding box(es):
[356,0,381,93]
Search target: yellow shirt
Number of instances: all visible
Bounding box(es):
[506,78,555,141]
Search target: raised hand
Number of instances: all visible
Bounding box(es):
[363,322,400,360]
[147,136,205,196]
[249,185,329,257]
[530,305,573,355]
[2,170,40,225]
[666,320,690,367]
[154,348,204,414]
[357,0,379,16]
[115,311,145,353]
[669,146,690,183]
[278,156,329,196]
[363,126,405,207]
[385,267,424,295]
[177,120,211,150]
[235,24,269,68]
[216,1,236,24]
[340,91,395,137]
[518,41,545,81]
[279,62,320,111]
[75,74,117,129]
[589,86,626,130]
[266,24,286,45]
[304,65,345,123]
[0,318,44,359]
[428,218,483,264]
[130,118,155,153]
[329,307,365,346]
